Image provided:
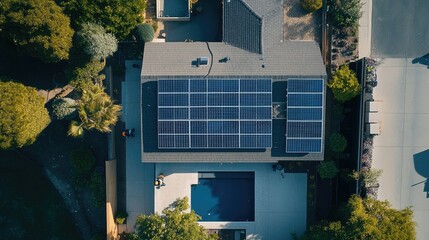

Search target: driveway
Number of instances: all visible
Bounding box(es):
[371,59,429,239]
[371,0,429,57]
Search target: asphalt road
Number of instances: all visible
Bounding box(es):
[371,0,429,58]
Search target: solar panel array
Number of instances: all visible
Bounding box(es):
[158,79,272,149]
[286,79,324,153]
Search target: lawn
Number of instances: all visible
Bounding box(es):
[0,151,81,239]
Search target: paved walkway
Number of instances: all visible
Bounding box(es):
[358,0,372,58]
[122,60,155,231]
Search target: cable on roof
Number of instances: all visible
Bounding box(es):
[203,42,214,79]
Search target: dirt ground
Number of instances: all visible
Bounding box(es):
[283,0,322,43]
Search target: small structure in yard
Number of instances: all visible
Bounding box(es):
[157,0,190,21]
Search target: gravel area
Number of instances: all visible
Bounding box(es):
[283,0,322,43]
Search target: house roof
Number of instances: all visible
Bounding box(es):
[141,41,326,78]
[223,0,284,54]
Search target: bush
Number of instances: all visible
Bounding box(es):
[300,0,322,13]
[52,98,77,120]
[328,65,361,102]
[331,0,363,29]
[89,171,105,208]
[115,211,128,224]
[133,23,154,43]
[330,133,347,152]
[69,147,96,176]
[317,161,339,179]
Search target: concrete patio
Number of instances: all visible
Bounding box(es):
[154,163,307,240]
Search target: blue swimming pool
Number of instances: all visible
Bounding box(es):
[191,172,254,221]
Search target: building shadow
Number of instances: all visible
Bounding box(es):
[411,53,429,68]
[413,150,429,198]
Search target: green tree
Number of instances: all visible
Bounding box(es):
[330,133,347,152]
[134,23,154,43]
[0,0,74,62]
[76,23,118,61]
[62,0,146,39]
[331,0,363,29]
[0,80,50,149]
[134,197,217,240]
[317,161,339,179]
[301,196,416,240]
[328,65,361,102]
[300,0,322,13]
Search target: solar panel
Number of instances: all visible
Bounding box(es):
[158,78,272,149]
[286,79,324,153]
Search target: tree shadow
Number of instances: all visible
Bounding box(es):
[411,53,429,69]
[413,149,429,198]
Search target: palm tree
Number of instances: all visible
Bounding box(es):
[68,82,121,137]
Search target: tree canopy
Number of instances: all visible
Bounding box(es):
[328,65,361,102]
[331,0,363,29]
[62,0,146,39]
[76,23,118,61]
[0,80,50,149]
[301,195,416,240]
[134,23,154,43]
[0,0,74,62]
[330,133,347,152]
[133,197,217,240]
[317,161,339,179]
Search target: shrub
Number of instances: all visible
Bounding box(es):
[330,133,347,152]
[300,0,322,13]
[317,161,339,179]
[331,0,363,29]
[76,23,118,61]
[69,147,96,176]
[89,171,105,208]
[133,23,154,43]
[115,211,128,224]
[328,65,361,102]
[52,98,77,120]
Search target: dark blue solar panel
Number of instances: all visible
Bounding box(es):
[240,79,257,92]
[158,108,174,120]
[190,108,207,119]
[257,121,271,134]
[158,121,175,134]
[190,94,206,106]
[175,121,189,134]
[240,121,257,134]
[208,80,224,92]
[222,80,239,92]
[190,79,206,92]
[223,94,239,106]
[175,135,189,148]
[240,107,257,119]
[158,94,188,106]
[191,121,207,133]
[286,139,321,152]
[223,121,239,133]
[208,107,223,119]
[257,79,272,92]
[240,135,257,148]
[288,108,322,120]
[223,135,239,148]
[288,94,322,107]
[287,122,322,138]
[158,78,272,149]
[240,94,258,106]
[223,107,239,119]
[191,135,207,148]
[208,135,223,148]
[288,79,323,92]
[158,135,174,148]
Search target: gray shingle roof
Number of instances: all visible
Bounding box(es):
[141,41,326,78]
[223,0,284,53]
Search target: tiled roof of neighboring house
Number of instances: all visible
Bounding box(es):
[141,42,326,77]
[223,0,284,54]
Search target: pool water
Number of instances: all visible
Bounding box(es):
[191,172,255,221]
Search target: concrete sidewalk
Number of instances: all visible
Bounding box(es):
[122,60,155,231]
[358,0,372,58]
